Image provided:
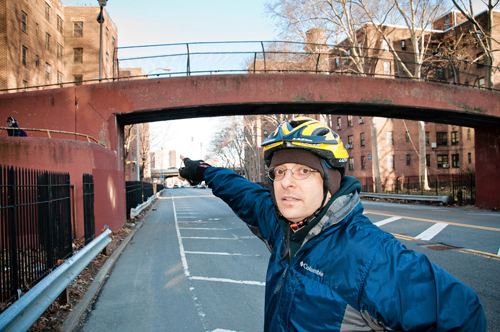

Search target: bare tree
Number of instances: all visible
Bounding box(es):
[452,0,500,88]
[209,117,247,173]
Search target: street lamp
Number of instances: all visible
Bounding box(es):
[97,0,108,81]
[147,67,172,77]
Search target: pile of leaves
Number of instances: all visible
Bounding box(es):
[27,226,133,332]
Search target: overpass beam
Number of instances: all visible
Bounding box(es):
[475,125,500,209]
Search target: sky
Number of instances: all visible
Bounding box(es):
[60,0,278,165]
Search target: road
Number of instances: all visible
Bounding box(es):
[77,188,500,332]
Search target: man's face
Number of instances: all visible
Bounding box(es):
[273,162,330,223]
[6,119,13,127]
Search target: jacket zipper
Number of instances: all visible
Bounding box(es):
[274,266,288,294]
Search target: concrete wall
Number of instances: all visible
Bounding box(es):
[0,137,125,238]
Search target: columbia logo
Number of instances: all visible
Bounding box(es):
[300,261,324,277]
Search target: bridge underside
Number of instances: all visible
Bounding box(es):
[118,101,500,128]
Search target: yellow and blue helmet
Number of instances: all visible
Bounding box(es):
[262,117,349,175]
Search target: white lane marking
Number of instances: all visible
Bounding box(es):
[185,251,260,257]
[182,236,238,240]
[374,217,401,227]
[173,197,210,329]
[179,227,228,230]
[415,223,449,241]
[173,199,190,277]
[210,329,237,332]
[497,247,500,256]
[190,276,265,286]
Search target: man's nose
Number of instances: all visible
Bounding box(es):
[280,170,296,187]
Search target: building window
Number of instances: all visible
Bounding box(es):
[426,154,430,167]
[452,154,459,168]
[36,23,39,36]
[425,131,429,146]
[401,40,406,51]
[45,2,51,21]
[22,80,28,91]
[478,77,485,88]
[436,132,447,146]
[106,52,109,62]
[406,154,411,166]
[22,46,28,67]
[382,40,390,51]
[57,43,63,61]
[73,74,83,85]
[57,15,63,34]
[347,115,353,127]
[405,131,410,143]
[361,156,366,170]
[35,55,39,67]
[383,61,391,75]
[45,32,51,52]
[468,152,472,164]
[467,128,471,140]
[57,71,63,84]
[21,11,27,32]
[337,117,341,129]
[348,135,353,148]
[437,154,449,168]
[348,157,354,170]
[451,131,459,145]
[386,131,393,145]
[444,17,451,30]
[45,62,51,81]
[360,132,365,147]
[74,48,83,63]
[105,26,109,35]
[74,22,83,37]
[387,155,394,170]
[112,37,115,44]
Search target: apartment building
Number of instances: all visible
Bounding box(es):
[0,0,117,91]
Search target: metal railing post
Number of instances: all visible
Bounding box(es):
[186,43,190,76]
[261,42,266,73]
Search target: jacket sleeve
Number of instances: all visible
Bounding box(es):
[204,167,281,248]
[360,236,486,331]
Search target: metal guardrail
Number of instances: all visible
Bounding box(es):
[0,127,106,147]
[0,229,112,332]
[360,192,452,204]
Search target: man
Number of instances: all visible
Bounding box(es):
[6,117,27,137]
[179,117,486,331]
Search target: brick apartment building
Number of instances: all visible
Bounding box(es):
[0,0,117,91]
[244,10,491,188]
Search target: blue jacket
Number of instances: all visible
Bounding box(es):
[205,167,486,332]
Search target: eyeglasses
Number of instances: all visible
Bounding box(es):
[267,165,319,181]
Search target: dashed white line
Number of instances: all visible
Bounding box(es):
[374,217,401,227]
[497,247,500,256]
[182,236,238,240]
[190,276,265,286]
[185,251,260,257]
[415,223,449,241]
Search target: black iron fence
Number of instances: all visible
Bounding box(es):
[83,174,95,244]
[0,165,72,305]
[359,173,475,205]
[125,181,154,219]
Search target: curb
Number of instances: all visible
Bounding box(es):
[61,198,158,332]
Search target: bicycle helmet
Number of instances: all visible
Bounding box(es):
[262,117,349,175]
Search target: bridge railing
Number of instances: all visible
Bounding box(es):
[0,127,106,147]
[2,41,499,93]
[114,40,500,90]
